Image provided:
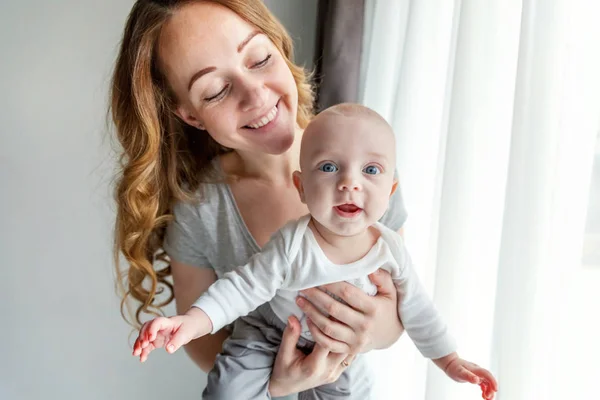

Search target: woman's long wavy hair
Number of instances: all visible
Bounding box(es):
[110,0,315,328]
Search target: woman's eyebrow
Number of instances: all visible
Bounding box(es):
[237,30,261,53]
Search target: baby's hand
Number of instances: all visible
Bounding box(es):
[445,358,498,399]
[132,307,212,362]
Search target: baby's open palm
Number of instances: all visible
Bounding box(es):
[132,315,198,362]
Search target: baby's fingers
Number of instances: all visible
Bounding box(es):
[146,317,172,342]
[458,366,481,384]
[477,370,498,392]
[132,336,143,356]
[480,380,497,399]
[139,342,156,363]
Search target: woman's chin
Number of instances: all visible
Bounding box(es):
[239,127,295,155]
[262,132,295,155]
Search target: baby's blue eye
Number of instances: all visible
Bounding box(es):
[319,163,338,173]
[363,165,381,175]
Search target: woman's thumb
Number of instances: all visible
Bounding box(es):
[278,316,302,363]
[369,268,395,296]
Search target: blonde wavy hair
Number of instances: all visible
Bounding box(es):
[110,0,315,328]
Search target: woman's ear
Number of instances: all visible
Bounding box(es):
[175,105,205,130]
[292,171,306,203]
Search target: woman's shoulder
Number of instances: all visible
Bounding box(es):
[171,156,229,218]
[171,180,227,224]
[164,178,232,267]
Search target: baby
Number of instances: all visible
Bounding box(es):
[133,103,498,399]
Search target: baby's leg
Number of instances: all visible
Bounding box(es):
[202,307,281,400]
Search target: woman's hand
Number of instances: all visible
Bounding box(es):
[268,316,356,397]
[296,268,404,354]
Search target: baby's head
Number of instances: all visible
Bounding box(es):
[293,103,398,237]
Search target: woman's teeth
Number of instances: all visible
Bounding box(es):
[246,105,278,129]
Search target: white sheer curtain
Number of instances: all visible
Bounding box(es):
[360,1,600,399]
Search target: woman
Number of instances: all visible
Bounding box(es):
[111,0,407,397]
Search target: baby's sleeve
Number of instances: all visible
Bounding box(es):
[390,236,457,359]
[192,231,289,333]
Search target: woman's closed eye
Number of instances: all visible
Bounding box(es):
[205,85,229,102]
[203,54,272,103]
[252,53,272,68]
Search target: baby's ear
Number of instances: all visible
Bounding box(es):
[390,180,399,197]
[292,171,306,203]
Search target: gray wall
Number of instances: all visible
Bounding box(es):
[0,1,317,399]
[264,0,318,68]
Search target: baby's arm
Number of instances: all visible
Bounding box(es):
[389,235,498,399]
[192,231,289,333]
[132,231,289,362]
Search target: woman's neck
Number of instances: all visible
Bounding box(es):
[223,127,303,185]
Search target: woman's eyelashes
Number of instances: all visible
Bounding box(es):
[252,53,272,68]
[205,85,229,102]
[203,54,273,103]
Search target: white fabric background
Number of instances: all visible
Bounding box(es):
[360,1,600,399]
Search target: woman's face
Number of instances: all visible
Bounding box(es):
[157,2,299,155]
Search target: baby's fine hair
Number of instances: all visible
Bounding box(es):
[316,103,391,129]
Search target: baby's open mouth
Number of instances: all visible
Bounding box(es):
[334,204,362,217]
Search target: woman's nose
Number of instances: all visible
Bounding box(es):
[240,78,267,112]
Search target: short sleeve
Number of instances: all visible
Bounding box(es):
[163,200,211,268]
[378,170,408,231]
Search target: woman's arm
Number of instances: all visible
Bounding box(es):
[171,260,230,373]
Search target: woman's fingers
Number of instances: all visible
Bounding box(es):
[298,288,362,327]
[298,296,355,343]
[319,282,375,315]
[330,351,355,367]
[306,318,351,353]
[368,269,397,299]
[309,343,331,362]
